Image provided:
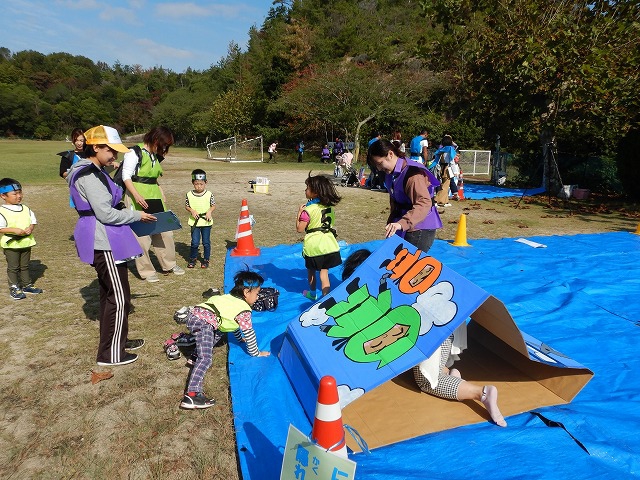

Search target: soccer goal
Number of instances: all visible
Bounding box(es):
[206,136,263,163]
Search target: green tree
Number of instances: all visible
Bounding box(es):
[274,61,447,160]
[460,0,639,156]
[203,87,255,138]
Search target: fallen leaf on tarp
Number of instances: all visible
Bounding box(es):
[91,369,113,384]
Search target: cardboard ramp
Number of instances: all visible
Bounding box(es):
[279,235,593,452]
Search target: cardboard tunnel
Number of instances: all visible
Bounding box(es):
[278,235,593,452]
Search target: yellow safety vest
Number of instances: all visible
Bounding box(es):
[129,145,165,211]
[0,205,36,249]
[302,202,339,257]
[197,294,251,332]
[187,190,214,227]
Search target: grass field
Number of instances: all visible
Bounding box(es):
[0,139,638,479]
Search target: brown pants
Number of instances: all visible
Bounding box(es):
[435,166,452,205]
[125,195,178,279]
[3,247,32,287]
[133,230,177,279]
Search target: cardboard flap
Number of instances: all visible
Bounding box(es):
[471,295,528,356]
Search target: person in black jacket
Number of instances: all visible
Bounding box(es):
[58,128,86,179]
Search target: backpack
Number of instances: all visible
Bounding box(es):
[251,287,280,312]
[112,145,143,189]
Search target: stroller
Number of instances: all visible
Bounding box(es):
[335,152,360,187]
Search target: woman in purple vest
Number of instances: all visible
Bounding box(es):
[367,139,443,253]
[67,125,156,366]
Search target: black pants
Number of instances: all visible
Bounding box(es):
[93,250,131,364]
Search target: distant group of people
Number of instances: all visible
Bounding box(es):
[265,138,348,165]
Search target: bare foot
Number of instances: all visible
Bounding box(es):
[481,385,507,427]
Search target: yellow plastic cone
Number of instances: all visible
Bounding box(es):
[452,214,471,247]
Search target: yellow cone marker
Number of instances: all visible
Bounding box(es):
[452,213,471,247]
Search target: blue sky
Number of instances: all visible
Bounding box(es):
[0,0,271,72]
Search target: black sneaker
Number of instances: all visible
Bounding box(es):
[125,339,145,350]
[97,353,138,366]
[22,284,43,294]
[180,392,216,410]
[9,286,26,300]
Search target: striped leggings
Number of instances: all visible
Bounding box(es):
[185,312,223,393]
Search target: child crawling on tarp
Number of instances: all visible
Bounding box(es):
[342,249,507,427]
[180,269,270,410]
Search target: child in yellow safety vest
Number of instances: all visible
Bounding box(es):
[0,178,43,300]
[185,169,216,269]
[296,173,342,301]
[180,269,270,410]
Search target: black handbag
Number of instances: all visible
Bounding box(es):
[252,287,280,312]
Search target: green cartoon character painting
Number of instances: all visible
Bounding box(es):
[319,276,422,369]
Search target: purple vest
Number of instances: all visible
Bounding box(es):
[69,164,142,264]
[385,158,443,235]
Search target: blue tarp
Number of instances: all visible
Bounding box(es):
[463,183,546,199]
[225,231,640,479]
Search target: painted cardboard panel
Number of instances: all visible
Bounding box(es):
[278,235,593,451]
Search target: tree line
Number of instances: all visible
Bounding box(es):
[0,0,638,196]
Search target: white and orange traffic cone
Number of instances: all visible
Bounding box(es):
[311,375,348,458]
[457,170,465,200]
[230,199,260,257]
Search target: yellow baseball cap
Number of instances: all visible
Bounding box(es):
[84,125,130,153]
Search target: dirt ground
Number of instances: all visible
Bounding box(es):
[0,152,638,478]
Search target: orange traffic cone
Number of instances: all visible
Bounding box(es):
[311,375,348,458]
[452,213,471,247]
[457,170,465,200]
[230,199,260,256]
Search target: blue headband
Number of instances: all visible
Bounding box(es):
[192,173,206,181]
[243,280,261,288]
[0,183,21,194]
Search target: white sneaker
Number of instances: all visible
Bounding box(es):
[444,203,452,207]
[145,273,160,283]
[170,265,185,275]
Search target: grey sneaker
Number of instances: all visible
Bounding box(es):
[170,265,185,275]
[9,286,26,300]
[146,273,160,283]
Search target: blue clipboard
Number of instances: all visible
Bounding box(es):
[130,210,182,237]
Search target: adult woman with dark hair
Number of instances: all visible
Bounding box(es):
[121,126,184,282]
[67,125,156,365]
[58,128,86,179]
[367,139,442,253]
[58,128,87,208]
